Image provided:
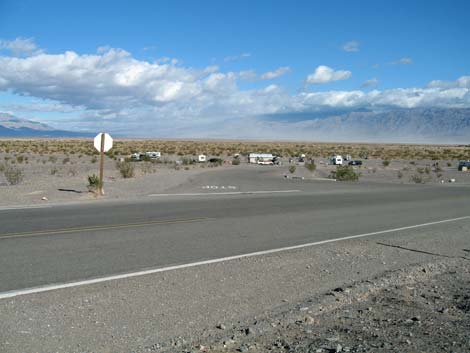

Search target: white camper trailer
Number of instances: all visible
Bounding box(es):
[198,154,207,162]
[145,151,161,159]
[249,153,274,165]
[330,155,343,165]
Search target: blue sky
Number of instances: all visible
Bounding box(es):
[0,0,469,138]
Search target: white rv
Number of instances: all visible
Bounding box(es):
[330,155,343,165]
[249,153,274,165]
[198,154,207,162]
[145,151,161,159]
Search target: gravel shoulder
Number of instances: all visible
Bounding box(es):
[1,217,469,353]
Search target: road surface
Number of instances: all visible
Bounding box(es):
[1,170,469,294]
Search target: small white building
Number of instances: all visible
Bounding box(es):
[198,154,207,162]
[249,153,274,164]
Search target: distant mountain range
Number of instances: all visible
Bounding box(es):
[0,113,92,137]
[264,108,470,143]
[1,108,470,142]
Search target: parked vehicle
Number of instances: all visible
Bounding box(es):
[145,151,161,159]
[330,155,343,165]
[458,160,470,171]
[131,152,146,161]
[348,160,363,166]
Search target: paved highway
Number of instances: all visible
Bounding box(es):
[0,173,469,293]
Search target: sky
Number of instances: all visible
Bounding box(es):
[0,0,469,138]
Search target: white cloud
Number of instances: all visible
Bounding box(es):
[391,57,413,65]
[362,78,379,87]
[342,40,360,52]
[427,76,470,89]
[260,66,291,80]
[305,65,352,84]
[0,42,469,136]
[0,37,42,56]
[224,52,251,62]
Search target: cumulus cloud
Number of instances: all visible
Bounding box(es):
[391,57,413,65]
[305,65,352,84]
[427,76,470,89]
[260,66,291,80]
[342,40,360,52]
[362,78,379,87]
[0,37,42,56]
[0,40,469,135]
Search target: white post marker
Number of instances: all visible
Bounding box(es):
[93,133,113,196]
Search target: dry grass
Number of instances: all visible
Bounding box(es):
[0,139,469,161]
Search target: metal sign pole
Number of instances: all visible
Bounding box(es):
[99,133,105,196]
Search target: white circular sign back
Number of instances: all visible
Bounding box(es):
[94,133,113,152]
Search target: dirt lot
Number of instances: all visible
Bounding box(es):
[1,139,470,206]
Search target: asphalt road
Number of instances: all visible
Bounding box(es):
[1,171,469,293]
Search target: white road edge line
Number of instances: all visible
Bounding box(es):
[148,190,301,197]
[1,215,468,300]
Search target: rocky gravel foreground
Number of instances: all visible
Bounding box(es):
[154,259,470,353]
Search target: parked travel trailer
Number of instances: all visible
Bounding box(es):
[145,151,161,159]
[249,153,274,165]
[198,154,207,162]
[330,155,343,165]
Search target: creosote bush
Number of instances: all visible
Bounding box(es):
[87,174,100,191]
[331,165,360,181]
[305,161,316,172]
[288,165,296,174]
[116,160,135,178]
[382,160,391,167]
[3,165,24,185]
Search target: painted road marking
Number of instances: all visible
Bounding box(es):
[0,205,53,211]
[148,190,301,197]
[0,215,468,300]
[0,217,210,240]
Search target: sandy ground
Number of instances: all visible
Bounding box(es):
[1,152,469,207]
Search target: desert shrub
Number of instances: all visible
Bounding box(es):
[62,157,70,164]
[409,161,416,165]
[288,165,296,174]
[181,156,194,165]
[90,156,98,164]
[410,174,425,184]
[116,161,135,178]
[382,160,390,167]
[3,165,24,185]
[331,165,360,181]
[48,156,58,163]
[424,166,431,174]
[397,170,403,179]
[0,163,5,172]
[16,155,25,163]
[305,161,316,172]
[416,167,425,174]
[87,174,100,190]
[232,158,240,165]
[50,167,59,175]
[447,162,452,167]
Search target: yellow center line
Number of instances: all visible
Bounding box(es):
[0,217,212,240]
